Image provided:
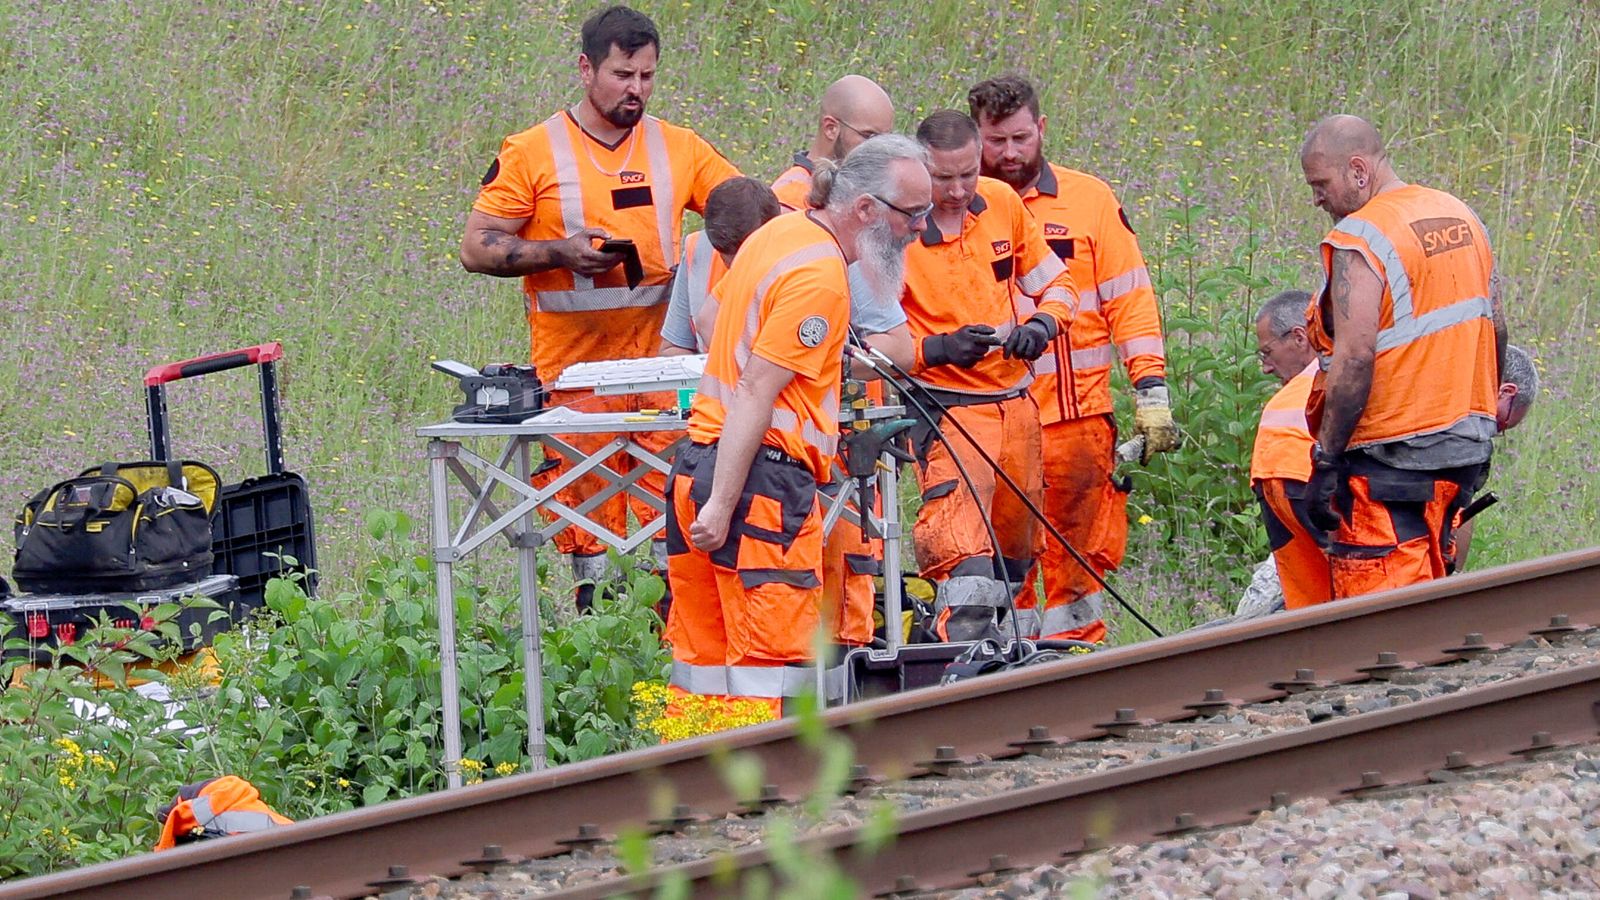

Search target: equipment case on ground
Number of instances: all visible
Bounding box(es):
[1,573,241,663]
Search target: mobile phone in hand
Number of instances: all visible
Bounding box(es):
[596,238,644,288]
[597,238,635,254]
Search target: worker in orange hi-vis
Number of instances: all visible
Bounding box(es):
[1299,114,1505,599]
[660,176,914,650]
[1249,290,1333,609]
[662,135,931,726]
[460,6,740,611]
[968,75,1178,643]
[898,110,1077,643]
[772,75,896,213]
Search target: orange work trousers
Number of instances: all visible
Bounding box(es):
[1324,457,1485,600]
[663,442,823,722]
[820,480,880,647]
[535,388,678,559]
[911,393,1044,623]
[1256,478,1334,609]
[1029,414,1128,641]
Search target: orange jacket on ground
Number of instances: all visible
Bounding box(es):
[1019,163,1166,423]
[1307,184,1498,459]
[771,152,814,212]
[154,776,291,851]
[1250,361,1318,485]
[473,111,740,379]
[903,176,1076,397]
[687,212,851,481]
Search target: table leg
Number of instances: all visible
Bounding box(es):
[516,440,549,770]
[428,440,464,789]
[880,455,903,656]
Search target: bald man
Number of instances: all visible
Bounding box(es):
[1299,114,1507,600]
[772,75,897,211]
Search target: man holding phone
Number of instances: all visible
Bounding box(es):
[460,6,739,609]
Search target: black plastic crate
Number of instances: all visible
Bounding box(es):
[842,643,977,702]
[213,473,317,612]
[2,573,241,664]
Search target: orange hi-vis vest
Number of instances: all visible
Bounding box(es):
[904,176,1077,397]
[1308,184,1498,451]
[771,151,814,212]
[1018,163,1166,423]
[1250,361,1318,485]
[678,229,731,351]
[154,776,292,851]
[687,213,851,480]
[473,111,739,379]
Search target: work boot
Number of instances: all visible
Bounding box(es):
[570,553,616,615]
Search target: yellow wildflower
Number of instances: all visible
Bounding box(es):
[494,762,516,777]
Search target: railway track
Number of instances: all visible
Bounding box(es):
[5,546,1598,900]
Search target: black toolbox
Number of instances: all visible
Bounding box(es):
[144,343,317,613]
[2,573,241,663]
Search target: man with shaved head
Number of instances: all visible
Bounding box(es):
[772,75,897,211]
[1298,114,1507,600]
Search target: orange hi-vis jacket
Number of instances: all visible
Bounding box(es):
[473,111,740,379]
[154,776,292,851]
[904,176,1076,396]
[687,213,851,481]
[1307,185,1498,452]
[660,229,731,352]
[771,151,815,212]
[1019,163,1165,423]
[1250,361,1318,485]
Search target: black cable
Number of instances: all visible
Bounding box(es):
[846,333,1023,648]
[858,346,1165,639]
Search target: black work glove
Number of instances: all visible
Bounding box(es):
[922,324,999,369]
[1002,315,1054,361]
[1305,445,1347,535]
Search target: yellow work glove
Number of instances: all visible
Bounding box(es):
[1133,384,1180,464]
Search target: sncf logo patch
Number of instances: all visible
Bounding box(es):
[1410,216,1475,257]
[1043,223,1068,237]
[619,171,645,184]
[990,240,1011,256]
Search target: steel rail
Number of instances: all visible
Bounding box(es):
[552,659,1600,898]
[6,547,1598,900]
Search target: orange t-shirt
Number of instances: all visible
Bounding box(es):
[688,213,851,480]
[472,111,740,378]
[902,176,1076,396]
[771,151,814,212]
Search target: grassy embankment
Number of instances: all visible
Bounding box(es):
[1,0,1595,638]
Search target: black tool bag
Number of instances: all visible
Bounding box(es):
[12,460,220,593]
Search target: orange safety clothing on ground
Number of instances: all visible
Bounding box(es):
[1306,184,1497,599]
[154,776,291,851]
[910,394,1045,632]
[1026,415,1124,641]
[1249,361,1331,608]
[1306,185,1498,457]
[1018,164,1163,641]
[474,111,738,562]
[1020,163,1166,423]
[665,212,851,713]
[771,151,815,212]
[905,176,1076,396]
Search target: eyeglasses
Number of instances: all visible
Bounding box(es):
[1256,333,1292,362]
[870,193,934,223]
[837,119,882,141]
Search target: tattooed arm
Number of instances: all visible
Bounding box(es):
[1317,248,1382,456]
[458,210,621,278]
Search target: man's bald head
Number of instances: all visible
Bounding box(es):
[1299,114,1397,221]
[813,75,895,161]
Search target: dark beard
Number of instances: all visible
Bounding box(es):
[985,153,1043,191]
[603,100,645,128]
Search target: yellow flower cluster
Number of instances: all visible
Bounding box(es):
[632,680,776,743]
[459,756,485,785]
[51,738,110,788]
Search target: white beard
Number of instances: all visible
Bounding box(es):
[854,216,909,305]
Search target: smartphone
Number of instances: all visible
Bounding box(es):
[596,238,644,289]
[597,238,635,254]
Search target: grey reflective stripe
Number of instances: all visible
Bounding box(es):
[685,232,719,348]
[934,574,1011,610]
[771,408,799,430]
[727,664,817,698]
[670,659,729,694]
[739,568,822,589]
[1375,295,1493,353]
[1070,344,1116,369]
[1097,266,1151,306]
[1258,407,1308,430]
[1329,216,1413,320]
[535,284,670,313]
[641,117,677,267]
[188,795,278,836]
[1036,592,1105,636]
[1017,253,1066,295]
[1033,351,1057,375]
[544,115,593,293]
[1040,285,1074,310]
[699,371,736,406]
[1117,336,1166,361]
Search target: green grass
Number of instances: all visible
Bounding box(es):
[1,0,1596,632]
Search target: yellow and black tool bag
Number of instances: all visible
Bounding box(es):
[12,461,220,593]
